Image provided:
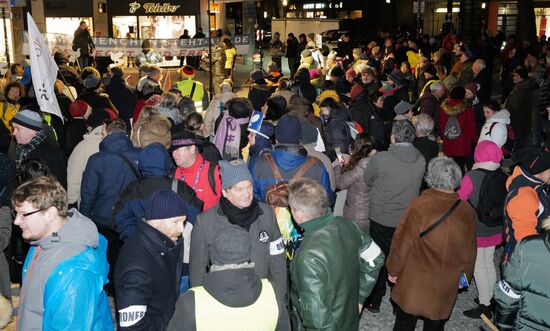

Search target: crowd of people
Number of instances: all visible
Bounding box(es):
[0,23,549,331]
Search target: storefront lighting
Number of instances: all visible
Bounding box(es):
[435,7,460,13]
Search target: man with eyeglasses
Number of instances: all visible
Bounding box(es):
[11,176,113,330]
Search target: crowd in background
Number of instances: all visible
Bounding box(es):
[0,23,549,331]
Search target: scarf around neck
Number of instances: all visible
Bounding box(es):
[220,196,262,231]
[15,128,48,169]
[214,112,250,159]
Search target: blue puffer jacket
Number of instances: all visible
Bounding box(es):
[249,146,333,204]
[113,143,201,242]
[19,211,113,330]
[80,132,140,226]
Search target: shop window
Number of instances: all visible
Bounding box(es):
[0,18,14,64]
[138,16,195,39]
[46,17,94,36]
[306,11,314,18]
[113,16,138,38]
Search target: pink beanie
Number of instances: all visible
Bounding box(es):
[474,141,503,163]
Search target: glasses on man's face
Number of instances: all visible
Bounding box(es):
[11,209,44,219]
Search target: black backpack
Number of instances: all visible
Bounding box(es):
[472,169,508,227]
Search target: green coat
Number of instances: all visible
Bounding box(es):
[289,213,384,331]
[494,231,550,330]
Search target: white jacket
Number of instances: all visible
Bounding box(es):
[67,126,102,204]
[478,109,510,147]
[203,91,237,137]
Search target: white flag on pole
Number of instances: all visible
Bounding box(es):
[27,13,63,122]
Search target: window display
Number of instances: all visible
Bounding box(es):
[112,15,196,39]
[46,17,94,36]
[113,16,138,38]
[138,15,195,39]
[0,17,13,64]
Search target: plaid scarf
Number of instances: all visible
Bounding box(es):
[15,128,48,170]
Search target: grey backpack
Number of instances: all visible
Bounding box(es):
[444,116,462,140]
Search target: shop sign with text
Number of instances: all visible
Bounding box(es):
[23,34,251,58]
[129,2,180,14]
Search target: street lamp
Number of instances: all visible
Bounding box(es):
[207,0,213,99]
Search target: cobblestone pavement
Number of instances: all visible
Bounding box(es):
[359,249,503,331]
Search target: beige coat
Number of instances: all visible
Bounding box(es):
[67,126,103,204]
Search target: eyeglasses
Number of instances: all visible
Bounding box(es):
[11,209,44,219]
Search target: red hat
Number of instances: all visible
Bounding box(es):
[179,65,195,79]
[69,100,90,118]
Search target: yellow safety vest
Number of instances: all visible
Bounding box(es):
[192,278,279,331]
[42,113,58,141]
[176,79,205,112]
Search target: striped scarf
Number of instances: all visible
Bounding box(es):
[14,128,48,170]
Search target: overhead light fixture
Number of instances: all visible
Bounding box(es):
[264,11,268,18]
[435,7,460,13]
[481,2,486,9]
[386,0,391,3]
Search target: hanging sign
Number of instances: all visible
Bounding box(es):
[23,33,251,58]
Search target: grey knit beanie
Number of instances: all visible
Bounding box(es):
[219,159,253,190]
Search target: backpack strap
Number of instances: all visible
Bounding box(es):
[207,163,217,195]
[115,153,141,180]
[172,178,178,194]
[1,102,8,120]
[190,82,197,100]
[264,153,284,183]
[487,122,497,136]
[419,199,461,238]
[292,158,318,180]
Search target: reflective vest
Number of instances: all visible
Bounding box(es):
[192,278,279,331]
[176,79,205,112]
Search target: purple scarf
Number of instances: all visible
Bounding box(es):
[214,112,250,159]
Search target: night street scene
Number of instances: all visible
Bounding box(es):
[0,0,549,330]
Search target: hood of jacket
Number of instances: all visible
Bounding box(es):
[506,166,546,193]
[156,105,184,124]
[441,99,467,116]
[82,125,103,141]
[514,77,538,91]
[270,146,310,172]
[487,109,511,125]
[250,82,272,92]
[319,89,340,103]
[388,143,424,164]
[99,132,135,153]
[138,142,173,177]
[34,210,98,251]
[295,69,311,85]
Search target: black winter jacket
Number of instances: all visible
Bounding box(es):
[105,74,138,129]
[115,221,183,331]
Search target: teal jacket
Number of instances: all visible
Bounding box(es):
[494,230,550,330]
[289,213,384,331]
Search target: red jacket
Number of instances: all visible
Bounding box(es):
[439,99,478,157]
[174,153,222,211]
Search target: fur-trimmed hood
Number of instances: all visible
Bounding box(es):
[441,99,467,116]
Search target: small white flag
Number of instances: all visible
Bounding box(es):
[27,13,63,122]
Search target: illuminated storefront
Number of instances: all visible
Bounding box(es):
[108,0,199,39]
[43,0,94,35]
